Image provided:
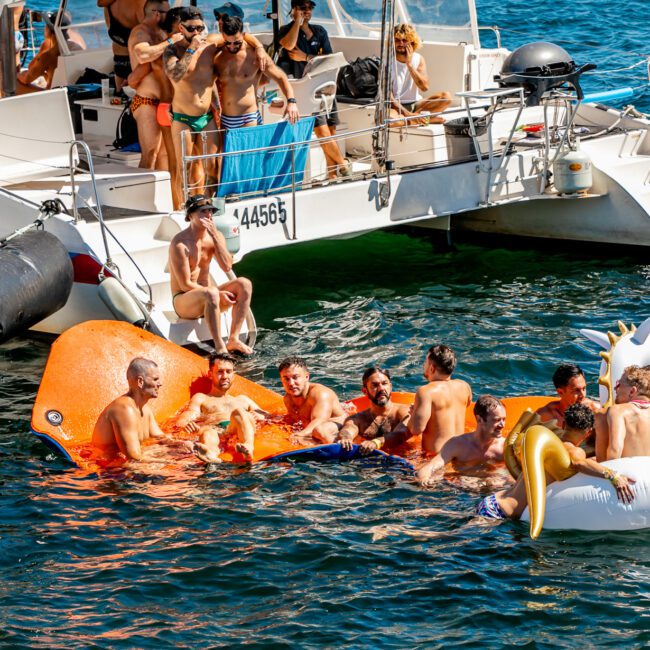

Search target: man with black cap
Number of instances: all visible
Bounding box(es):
[168,194,253,355]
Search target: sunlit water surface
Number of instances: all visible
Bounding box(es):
[3,0,650,646]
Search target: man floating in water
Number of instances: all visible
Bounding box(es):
[176,352,267,462]
[339,367,410,455]
[596,364,650,461]
[416,395,506,485]
[278,356,347,444]
[407,344,472,453]
[476,403,636,521]
[536,363,599,428]
[92,357,165,462]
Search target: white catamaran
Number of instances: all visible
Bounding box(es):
[1,0,649,348]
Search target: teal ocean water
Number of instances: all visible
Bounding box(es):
[3,1,650,647]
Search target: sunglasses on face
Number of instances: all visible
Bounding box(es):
[225,40,243,46]
[182,23,205,33]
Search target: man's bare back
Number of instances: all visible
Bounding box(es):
[410,379,472,453]
[598,401,650,460]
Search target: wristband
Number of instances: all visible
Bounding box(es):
[167,38,174,46]
[603,468,621,485]
[371,437,384,450]
[287,98,297,104]
[186,47,196,55]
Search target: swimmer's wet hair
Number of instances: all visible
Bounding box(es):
[552,363,584,388]
[362,366,391,387]
[278,356,308,373]
[179,6,203,22]
[222,15,243,35]
[127,357,157,380]
[474,395,503,421]
[209,352,237,368]
[426,344,456,375]
[622,364,650,395]
[564,403,594,431]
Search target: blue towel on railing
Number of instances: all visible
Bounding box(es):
[217,117,315,197]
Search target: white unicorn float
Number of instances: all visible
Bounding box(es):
[512,317,650,538]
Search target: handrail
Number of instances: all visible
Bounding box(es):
[68,140,154,309]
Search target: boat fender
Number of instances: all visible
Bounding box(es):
[0,230,73,343]
[98,276,147,328]
[553,144,593,194]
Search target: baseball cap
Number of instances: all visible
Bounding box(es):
[213,2,244,20]
[185,194,217,220]
[44,10,72,30]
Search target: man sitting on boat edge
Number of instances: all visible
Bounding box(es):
[175,352,268,462]
[168,194,253,355]
[92,357,166,462]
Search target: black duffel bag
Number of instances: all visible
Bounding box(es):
[336,56,380,99]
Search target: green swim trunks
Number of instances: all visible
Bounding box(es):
[172,111,212,131]
[218,420,230,430]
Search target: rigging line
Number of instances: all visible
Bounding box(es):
[492,26,650,59]
[0,131,74,144]
[585,60,648,75]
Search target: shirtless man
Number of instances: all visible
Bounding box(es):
[595,365,650,461]
[168,194,253,355]
[536,363,599,429]
[214,15,299,130]
[278,356,346,444]
[98,0,146,90]
[176,352,267,461]
[92,357,165,462]
[477,403,636,520]
[416,395,506,485]
[339,367,411,456]
[128,0,183,170]
[390,23,452,126]
[408,345,472,454]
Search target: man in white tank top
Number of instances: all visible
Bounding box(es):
[389,23,451,126]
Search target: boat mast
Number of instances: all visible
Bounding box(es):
[0,0,19,97]
[372,0,395,171]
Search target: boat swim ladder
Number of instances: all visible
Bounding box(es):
[68,140,154,314]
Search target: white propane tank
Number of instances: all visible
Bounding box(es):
[553,141,593,194]
[213,197,241,254]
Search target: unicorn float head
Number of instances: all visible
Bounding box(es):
[580,316,650,407]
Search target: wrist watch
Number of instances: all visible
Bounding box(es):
[287,98,297,104]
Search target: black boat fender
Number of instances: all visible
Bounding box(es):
[0,229,73,343]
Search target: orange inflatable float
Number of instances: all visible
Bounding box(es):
[31,321,553,470]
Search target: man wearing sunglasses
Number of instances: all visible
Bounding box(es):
[214,15,299,130]
[127,0,183,170]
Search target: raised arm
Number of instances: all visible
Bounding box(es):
[204,221,233,273]
[406,43,429,92]
[133,28,183,65]
[163,38,202,82]
[278,18,301,51]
